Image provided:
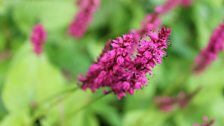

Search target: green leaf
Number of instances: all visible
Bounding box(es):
[92,104,122,126]
[174,88,224,126]
[2,42,65,112]
[109,2,130,35]
[40,88,100,126]
[89,0,116,30]
[46,37,92,77]
[123,110,168,126]
[129,3,145,29]
[193,0,224,48]
[124,84,155,111]
[188,59,224,89]
[86,37,104,61]
[170,23,196,59]
[11,1,76,33]
[0,0,5,14]
[66,110,99,126]
[0,111,31,126]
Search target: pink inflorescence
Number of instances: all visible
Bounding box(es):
[155,0,192,14]
[138,0,192,35]
[31,24,47,55]
[155,0,181,14]
[181,0,192,7]
[79,27,171,99]
[154,96,176,112]
[155,88,201,112]
[193,116,215,126]
[68,0,100,38]
[194,23,224,73]
[138,13,161,35]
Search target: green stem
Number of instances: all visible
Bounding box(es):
[32,86,79,124]
[68,92,111,117]
[41,86,79,106]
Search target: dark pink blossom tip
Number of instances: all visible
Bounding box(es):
[138,0,192,36]
[31,24,47,55]
[155,87,200,112]
[155,0,181,14]
[68,0,100,38]
[138,13,161,35]
[155,0,192,14]
[79,27,171,99]
[193,116,215,126]
[194,23,224,73]
[181,0,192,7]
[154,96,175,112]
[178,87,201,108]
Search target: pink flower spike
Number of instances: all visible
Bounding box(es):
[181,0,192,7]
[194,23,224,73]
[192,124,200,126]
[193,116,215,126]
[155,0,181,14]
[138,14,161,35]
[79,27,171,99]
[203,116,209,122]
[154,96,175,112]
[68,0,100,38]
[31,24,47,56]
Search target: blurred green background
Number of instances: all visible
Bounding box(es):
[0,0,224,126]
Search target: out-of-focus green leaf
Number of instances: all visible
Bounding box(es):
[110,2,129,35]
[2,42,65,112]
[11,1,75,33]
[0,0,3,7]
[174,112,200,126]
[210,96,224,125]
[0,60,9,120]
[86,36,104,61]
[123,110,145,126]
[183,61,224,125]
[188,59,224,89]
[89,0,116,31]
[46,36,92,77]
[0,111,31,126]
[123,110,168,126]
[69,110,99,126]
[170,22,196,59]
[129,3,145,29]
[93,103,122,126]
[40,87,100,126]
[174,87,224,126]
[193,0,224,48]
[42,110,99,126]
[0,0,5,14]
[124,83,155,111]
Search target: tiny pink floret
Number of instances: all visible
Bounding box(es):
[31,24,47,55]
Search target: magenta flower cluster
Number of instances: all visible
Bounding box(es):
[68,0,100,38]
[155,0,192,14]
[79,27,171,99]
[31,24,47,55]
[194,23,224,73]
